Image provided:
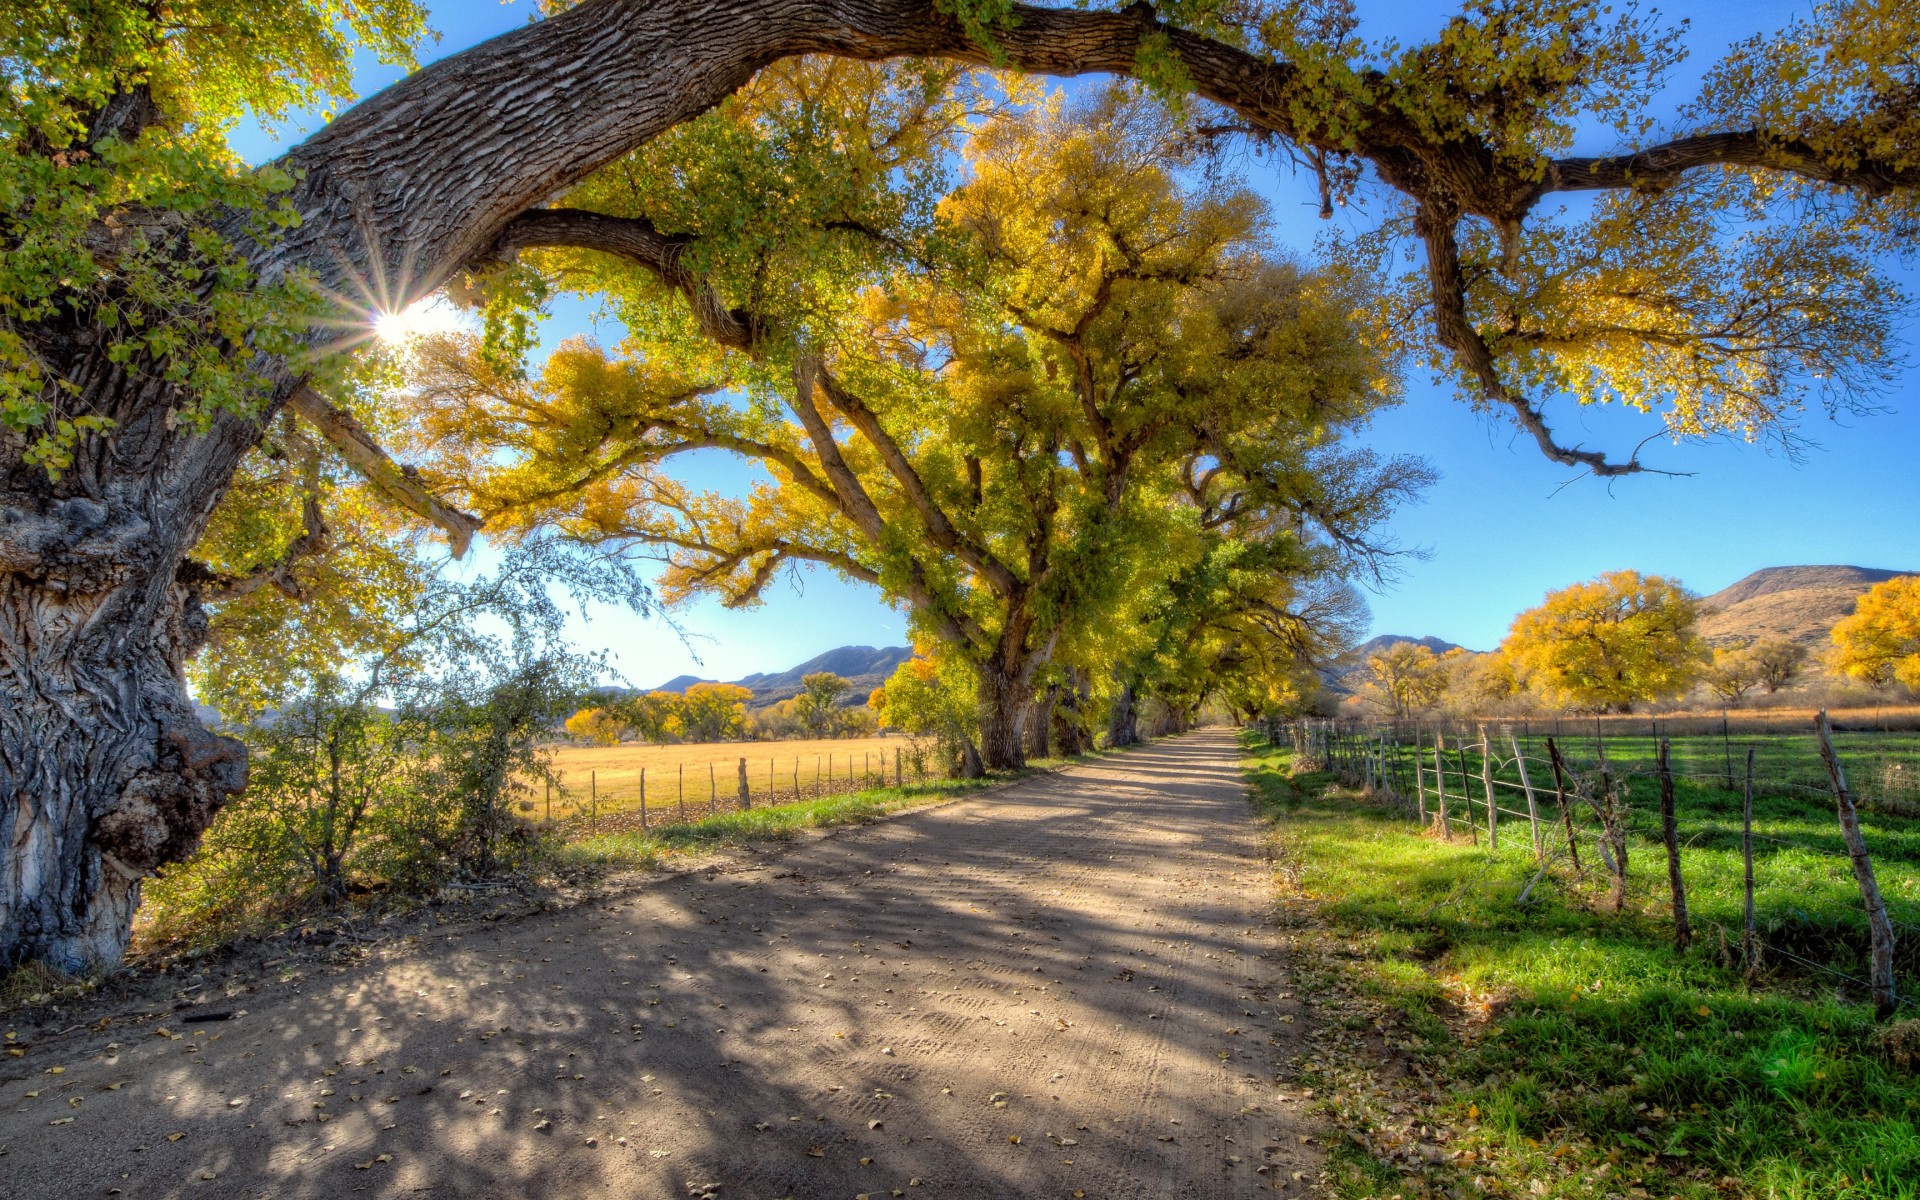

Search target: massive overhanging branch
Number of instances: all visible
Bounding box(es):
[1413,203,1687,480]
[1548,130,1920,198]
[488,208,758,352]
[260,0,1920,498]
[285,387,483,556]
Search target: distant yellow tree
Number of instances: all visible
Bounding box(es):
[1500,571,1704,712]
[1441,648,1523,716]
[677,683,753,743]
[1752,638,1809,694]
[1701,646,1763,706]
[615,691,684,744]
[1831,576,1920,691]
[1361,644,1449,719]
[564,708,625,746]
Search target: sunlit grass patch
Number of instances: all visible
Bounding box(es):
[1244,734,1920,1200]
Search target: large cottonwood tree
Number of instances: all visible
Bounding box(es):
[410,84,1416,769]
[3,0,1915,967]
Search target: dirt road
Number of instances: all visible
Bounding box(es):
[1,730,1320,1198]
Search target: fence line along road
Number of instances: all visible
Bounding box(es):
[541,744,939,834]
[1257,712,1918,1019]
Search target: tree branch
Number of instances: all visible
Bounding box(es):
[488,208,758,352]
[286,387,483,556]
[1547,130,1920,198]
[1414,204,1669,479]
[813,366,1022,597]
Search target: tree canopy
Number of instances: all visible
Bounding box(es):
[1498,569,1705,712]
[1830,575,1920,693]
[408,80,1419,766]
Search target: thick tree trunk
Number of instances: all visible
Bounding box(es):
[1025,685,1056,759]
[1,359,254,969]
[977,666,1028,772]
[1052,670,1092,755]
[1108,679,1140,747]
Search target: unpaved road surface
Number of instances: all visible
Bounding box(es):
[2,730,1319,1198]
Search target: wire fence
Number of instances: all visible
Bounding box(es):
[541,745,942,836]
[1256,711,1920,1018]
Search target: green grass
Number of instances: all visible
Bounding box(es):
[1246,735,1920,1200]
[1355,729,1920,985]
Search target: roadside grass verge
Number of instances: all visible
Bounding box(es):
[1245,736,1920,1200]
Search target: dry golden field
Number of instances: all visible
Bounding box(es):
[540,735,920,822]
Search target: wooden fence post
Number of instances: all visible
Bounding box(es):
[738,757,751,810]
[639,768,647,829]
[895,747,903,788]
[1598,764,1628,912]
[1546,737,1581,873]
[1511,733,1542,862]
[1414,731,1428,826]
[1657,738,1692,952]
[709,762,717,814]
[1480,726,1497,852]
[1454,737,1478,846]
[1742,747,1758,982]
[1433,733,1451,838]
[1815,711,1897,1018]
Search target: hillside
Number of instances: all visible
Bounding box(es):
[1698,565,1912,648]
[1349,634,1465,659]
[1324,634,1467,694]
[650,645,913,707]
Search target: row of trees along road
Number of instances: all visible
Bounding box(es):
[4,0,1916,968]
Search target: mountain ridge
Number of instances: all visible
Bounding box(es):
[1699,564,1914,649]
[648,645,913,707]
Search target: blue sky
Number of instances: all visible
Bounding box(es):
[236,1,1920,684]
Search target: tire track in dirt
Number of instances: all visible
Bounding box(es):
[0,729,1322,1198]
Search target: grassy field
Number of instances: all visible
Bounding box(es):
[541,735,919,822]
[1245,734,1920,1200]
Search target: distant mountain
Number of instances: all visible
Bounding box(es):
[1698,565,1913,649]
[649,645,913,707]
[1322,634,1468,695]
[1349,634,1465,659]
